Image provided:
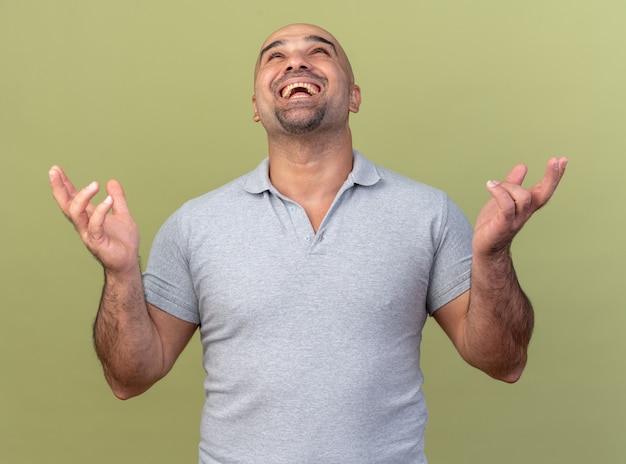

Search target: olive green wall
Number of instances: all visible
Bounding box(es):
[2,1,624,462]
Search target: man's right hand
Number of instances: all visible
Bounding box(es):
[49,166,140,275]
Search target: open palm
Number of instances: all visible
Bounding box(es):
[49,166,140,274]
[473,157,568,257]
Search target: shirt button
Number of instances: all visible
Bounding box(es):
[304,235,311,242]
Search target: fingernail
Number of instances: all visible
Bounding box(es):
[487,180,500,188]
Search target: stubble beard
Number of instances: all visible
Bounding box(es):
[274,105,326,134]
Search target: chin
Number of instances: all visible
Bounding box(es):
[276,108,325,134]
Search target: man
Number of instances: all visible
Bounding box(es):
[49,23,567,463]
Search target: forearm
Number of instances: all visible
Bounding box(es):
[464,249,534,382]
[451,157,566,382]
[94,265,164,399]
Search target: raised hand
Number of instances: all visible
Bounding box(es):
[473,157,568,257]
[49,166,140,275]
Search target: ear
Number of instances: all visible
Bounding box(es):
[348,85,362,114]
[252,95,260,122]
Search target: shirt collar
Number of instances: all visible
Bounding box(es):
[244,149,380,194]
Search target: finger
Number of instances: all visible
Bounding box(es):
[86,194,114,245]
[486,180,517,222]
[528,157,569,207]
[49,166,98,219]
[68,181,101,233]
[49,166,78,215]
[504,164,528,186]
[484,164,530,217]
[106,179,131,216]
[492,180,534,217]
[49,165,69,187]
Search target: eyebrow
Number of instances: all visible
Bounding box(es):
[259,35,338,63]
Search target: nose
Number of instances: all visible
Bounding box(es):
[285,51,310,72]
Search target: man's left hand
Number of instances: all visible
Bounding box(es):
[473,157,568,257]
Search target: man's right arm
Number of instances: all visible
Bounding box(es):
[49,166,196,399]
[94,267,197,399]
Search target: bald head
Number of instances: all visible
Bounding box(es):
[254,23,355,84]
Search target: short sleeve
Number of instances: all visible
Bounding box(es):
[426,196,473,314]
[142,210,200,324]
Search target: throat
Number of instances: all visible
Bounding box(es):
[301,200,333,233]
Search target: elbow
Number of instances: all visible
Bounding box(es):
[106,375,153,400]
[494,367,524,384]
[463,350,528,384]
[486,355,528,384]
[99,359,163,400]
[111,387,141,401]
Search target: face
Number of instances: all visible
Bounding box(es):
[252,24,361,135]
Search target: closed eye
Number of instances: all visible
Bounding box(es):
[311,47,331,56]
[267,52,284,61]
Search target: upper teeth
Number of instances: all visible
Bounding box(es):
[281,83,319,99]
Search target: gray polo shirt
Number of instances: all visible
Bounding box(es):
[143,150,473,464]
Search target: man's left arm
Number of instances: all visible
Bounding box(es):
[434,157,568,383]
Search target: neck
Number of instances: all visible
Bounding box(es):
[266,127,354,231]
[268,127,353,193]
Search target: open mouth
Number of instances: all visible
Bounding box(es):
[280,82,321,99]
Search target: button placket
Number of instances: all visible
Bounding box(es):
[284,201,316,246]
